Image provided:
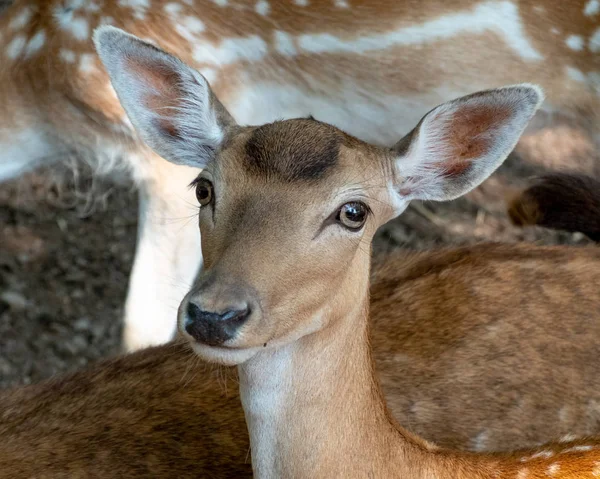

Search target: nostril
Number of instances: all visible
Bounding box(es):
[185,302,203,328]
[221,307,250,323]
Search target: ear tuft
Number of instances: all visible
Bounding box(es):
[392,84,544,203]
[93,26,236,167]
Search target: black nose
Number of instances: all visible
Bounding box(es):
[184,302,250,346]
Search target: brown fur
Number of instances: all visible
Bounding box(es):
[509,173,600,242]
[2,244,600,476]
[0,342,252,478]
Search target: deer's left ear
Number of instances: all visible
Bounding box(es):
[389,85,543,207]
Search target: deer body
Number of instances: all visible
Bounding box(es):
[2,243,600,477]
[1,0,598,350]
[240,267,600,479]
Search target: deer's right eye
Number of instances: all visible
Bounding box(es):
[195,179,214,207]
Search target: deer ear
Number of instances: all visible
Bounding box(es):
[93,26,236,167]
[390,85,543,206]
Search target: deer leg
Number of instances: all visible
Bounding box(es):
[122,156,202,351]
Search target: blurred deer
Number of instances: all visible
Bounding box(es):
[0,0,598,350]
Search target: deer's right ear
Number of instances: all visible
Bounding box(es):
[93,26,236,167]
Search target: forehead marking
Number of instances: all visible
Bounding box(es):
[244,119,341,182]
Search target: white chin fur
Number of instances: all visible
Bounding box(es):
[189,341,262,366]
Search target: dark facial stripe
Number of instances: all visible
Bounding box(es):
[244,118,340,182]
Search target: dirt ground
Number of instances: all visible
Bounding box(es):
[0,144,594,391]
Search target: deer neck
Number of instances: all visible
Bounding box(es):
[238,265,445,479]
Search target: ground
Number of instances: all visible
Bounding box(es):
[0,149,594,389]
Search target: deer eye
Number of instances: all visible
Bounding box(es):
[336,202,369,230]
[195,178,214,207]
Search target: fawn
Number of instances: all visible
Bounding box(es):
[95,26,600,478]
[0,0,598,351]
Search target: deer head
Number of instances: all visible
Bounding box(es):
[95,26,543,366]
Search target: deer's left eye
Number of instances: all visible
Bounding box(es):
[336,202,368,230]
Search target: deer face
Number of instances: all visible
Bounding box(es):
[178,119,398,363]
[95,26,543,365]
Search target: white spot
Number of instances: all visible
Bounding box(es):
[590,28,600,53]
[255,0,270,15]
[176,16,205,41]
[182,16,205,33]
[193,35,268,66]
[274,31,297,56]
[118,0,150,8]
[85,2,101,12]
[517,468,528,479]
[72,17,89,40]
[199,67,218,84]
[298,1,544,61]
[212,0,228,5]
[6,35,27,59]
[551,27,560,35]
[334,0,349,6]
[471,430,489,452]
[164,2,183,16]
[565,34,584,51]
[546,463,560,476]
[10,7,33,30]
[560,434,577,443]
[99,16,114,25]
[533,5,545,13]
[585,0,600,16]
[566,66,588,83]
[25,30,46,57]
[294,0,309,5]
[56,14,89,41]
[561,445,594,453]
[529,450,554,460]
[79,53,96,73]
[60,49,77,63]
[53,1,83,28]
[118,0,150,20]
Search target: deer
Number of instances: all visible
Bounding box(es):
[92,26,600,478]
[0,0,598,352]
